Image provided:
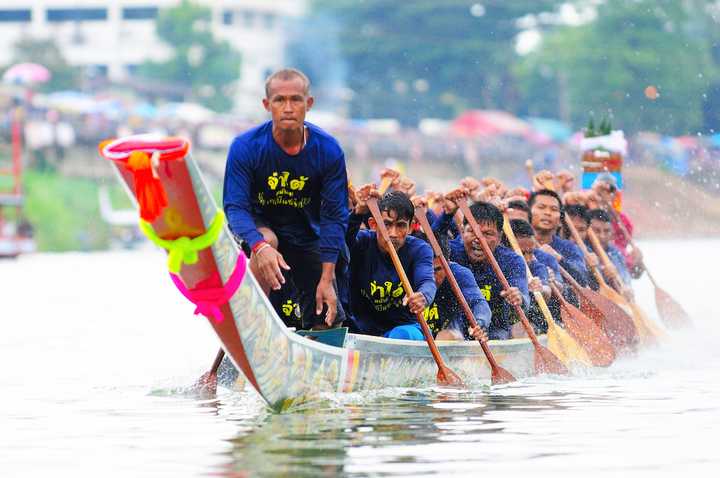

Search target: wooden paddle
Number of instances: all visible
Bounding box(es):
[414,207,516,384]
[502,215,593,367]
[194,348,225,395]
[457,198,569,375]
[367,197,465,387]
[546,279,616,367]
[607,208,692,328]
[564,217,660,345]
[557,265,638,353]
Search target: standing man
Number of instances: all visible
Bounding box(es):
[223,68,348,329]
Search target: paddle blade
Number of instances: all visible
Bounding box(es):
[578,287,638,353]
[560,303,616,367]
[490,364,516,385]
[547,321,593,367]
[192,371,218,397]
[437,366,465,388]
[534,344,570,375]
[655,286,692,328]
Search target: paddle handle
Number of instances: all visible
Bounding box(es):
[209,348,225,375]
[562,214,611,289]
[414,207,503,370]
[378,177,393,194]
[457,200,543,348]
[586,227,625,292]
[366,198,451,370]
[502,214,557,329]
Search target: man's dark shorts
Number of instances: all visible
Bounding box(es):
[238,229,347,330]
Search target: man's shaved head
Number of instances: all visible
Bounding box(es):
[264,68,311,98]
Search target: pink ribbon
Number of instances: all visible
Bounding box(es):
[169,255,247,323]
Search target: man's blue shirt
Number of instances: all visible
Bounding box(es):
[348,228,437,336]
[223,121,348,263]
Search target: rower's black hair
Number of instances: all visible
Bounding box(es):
[465,201,504,233]
[378,190,414,222]
[507,200,530,213]
[565,204,590,225]
[588,208,612,223]
[510,219,535,238]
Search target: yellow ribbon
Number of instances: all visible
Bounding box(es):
[139,210,225,274]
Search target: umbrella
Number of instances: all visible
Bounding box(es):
[3,63,51,85]
[451,110,531,137]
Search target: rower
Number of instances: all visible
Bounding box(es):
[435,191,528,340]
[588,208,633,296]
[564,203,601,283]
[529,189,590,287]
[415,231,491,341]
[346,186,436,340]
[505,219,556,334]
[223,68,349,330]
[592,174,645,278]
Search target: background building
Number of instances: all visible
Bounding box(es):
[0,0,306,111]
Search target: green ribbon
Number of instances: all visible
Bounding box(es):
[139,210,225,274]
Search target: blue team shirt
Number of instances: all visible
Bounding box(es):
[550,235,588,287]
[447,239,529,340]
[607,244,632,285]
[425,261,491,338]
[347,227,437,336]
[223,121,349,263]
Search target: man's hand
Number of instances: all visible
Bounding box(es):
[411,194,428,209]
[563,191,586,206]
[354,183,379,215]
[468,325,489,343]
[443,187,468,215]
[555,170,576,193]
[538,244,563,262]
[586,252,600,269]
[253,246,290,291]
[403,291,427,315]
[528,276,543,294]
[460,176,481,193]
[395,176,416,196]
[500,287,524,308]
[379,168,400,191]
[533,170,555,191]
[315,278,338,326]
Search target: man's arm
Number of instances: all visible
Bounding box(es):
[411,241,438,308]
[559,242,589,287]
[319,149,349,265]
[455,265,491,330]
[222,140,263,248]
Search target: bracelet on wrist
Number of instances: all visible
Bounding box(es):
[251,240,268,253]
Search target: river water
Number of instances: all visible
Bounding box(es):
[2,239,719,477]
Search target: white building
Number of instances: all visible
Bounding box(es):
[0,0,306,112]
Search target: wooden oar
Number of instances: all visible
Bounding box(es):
[557,265,638,353]
[414,207,516,384]
[457,199,569,375]
[607,208,692,328]
[546,279,616,367]
[564,217,660,345]
[193,348,225,395]
[367,197,465,387]
[502,215,593,367]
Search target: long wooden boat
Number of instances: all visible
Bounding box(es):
[102,135,552,411]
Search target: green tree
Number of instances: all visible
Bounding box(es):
[139,0,241,112]
[310,0,562,124]
[517,0,717,134]
[9,37,80,92]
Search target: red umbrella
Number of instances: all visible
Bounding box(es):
[2,63,51,85]
[451,110,531,138]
